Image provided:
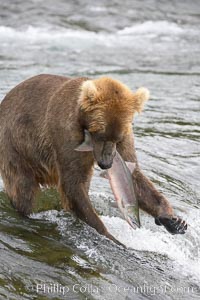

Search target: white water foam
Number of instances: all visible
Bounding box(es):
[0,21,189,44]
[101,208,200,283]
[0,25,101,42]
[31,205,200,283]
[117,21,183,36]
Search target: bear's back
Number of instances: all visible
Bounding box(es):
[0,74,70,122]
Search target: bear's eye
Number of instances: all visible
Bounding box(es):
[92,132,106,142]
[92,131,123,144]
[97,135,106,142]
[111,133,124,144]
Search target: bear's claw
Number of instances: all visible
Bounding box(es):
[155,215,187,234]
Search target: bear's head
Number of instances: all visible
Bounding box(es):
[79,77,149,169]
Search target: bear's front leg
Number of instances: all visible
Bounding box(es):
[132,168,187,234]
[117,133,187,234]
[64,181,122,245]
[57,160,122,245]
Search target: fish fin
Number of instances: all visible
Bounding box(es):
[75,130,93,152]
[100,171,109,179]
[75,143,93,151]
[127,215,141,229]
[125,205,141,229]
[125,162,136,173]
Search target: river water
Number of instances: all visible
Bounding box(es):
[0,1,200,299]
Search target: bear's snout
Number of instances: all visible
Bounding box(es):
[98,159,113,170]
[93,140,116,170]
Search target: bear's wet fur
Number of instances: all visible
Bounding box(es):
[0,74,187,243]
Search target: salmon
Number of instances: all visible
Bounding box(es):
[75,130,141,229]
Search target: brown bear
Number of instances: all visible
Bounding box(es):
[0,74,187,244]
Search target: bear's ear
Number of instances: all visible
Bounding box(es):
[80,80,98,103]
[132,87,150,113]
